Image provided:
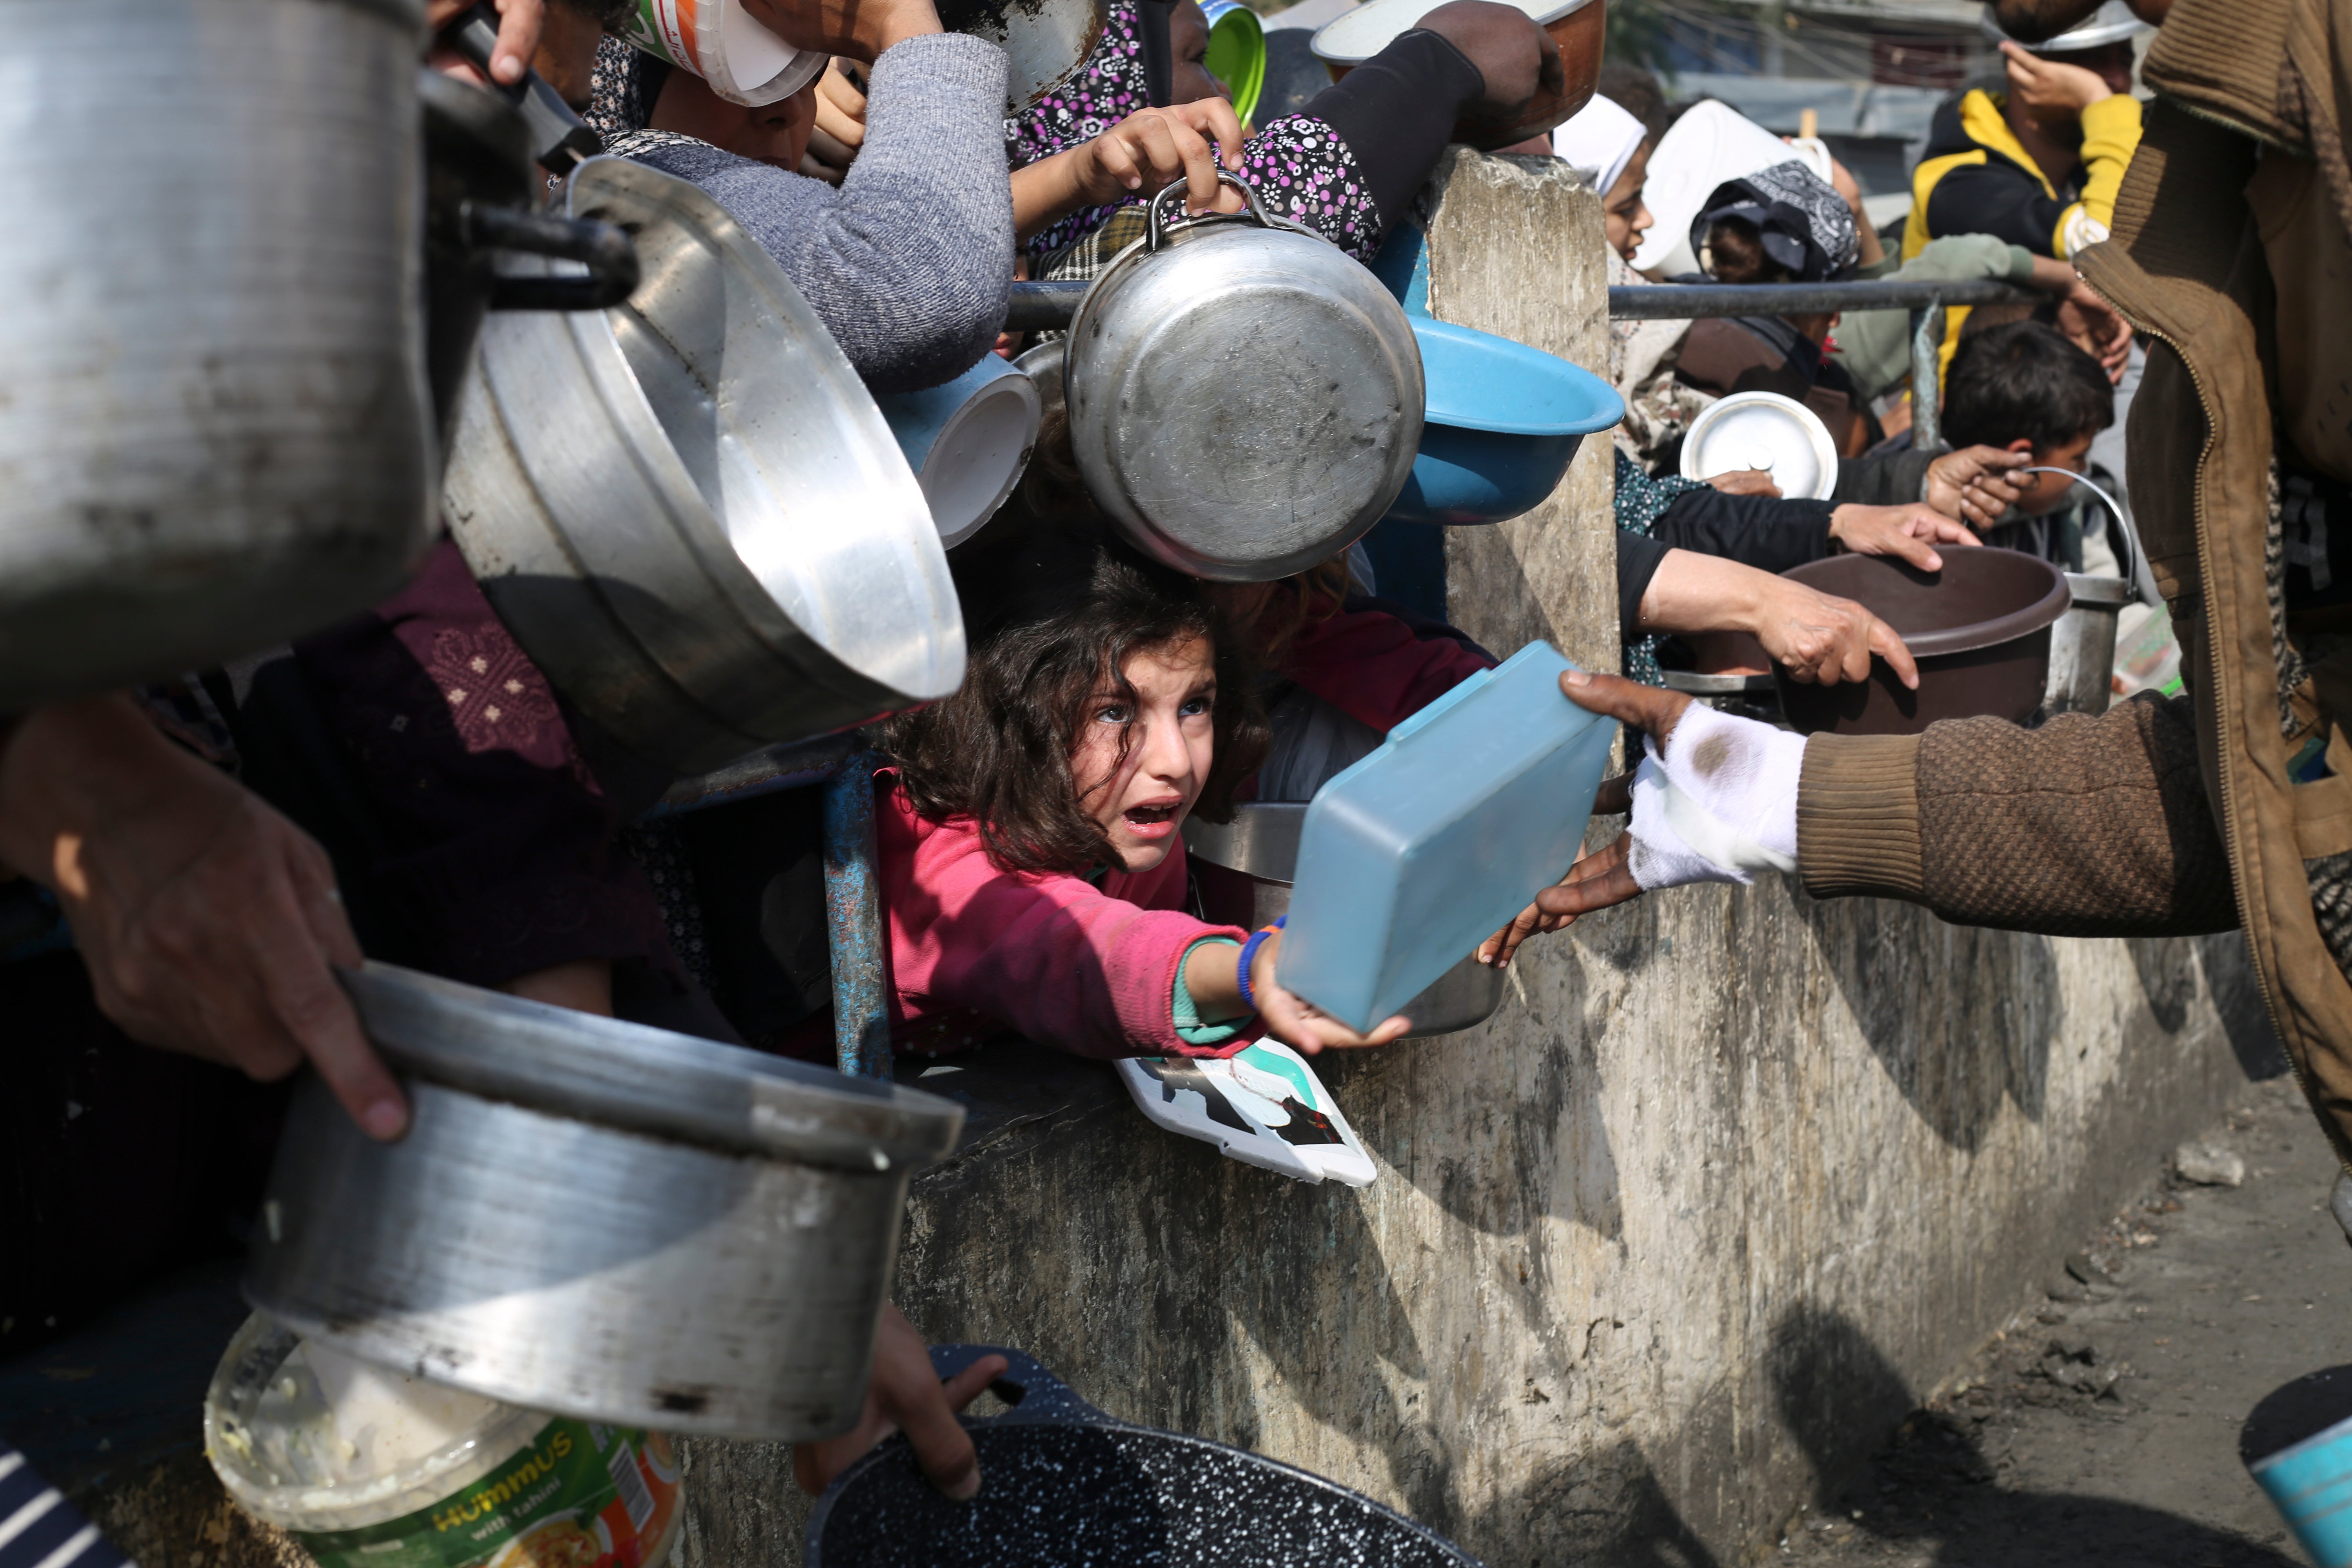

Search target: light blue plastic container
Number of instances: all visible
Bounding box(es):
[1278,642,1615,1032]
[2252,1410,2352,1564]
[1386,318,1624,526]
[871,353,1042,548]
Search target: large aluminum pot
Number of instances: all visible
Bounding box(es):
[0,0,435,710]
[243,962,964,1440]
[1184,803,1504,1038]
[1065,173,1424,583]
[445,158,965,775]
[936,0,1107,112]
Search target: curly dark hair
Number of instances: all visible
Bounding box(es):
[1942,319,2115,452]
[877,515,1270,876]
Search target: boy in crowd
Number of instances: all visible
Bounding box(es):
[1937,318,2118,570]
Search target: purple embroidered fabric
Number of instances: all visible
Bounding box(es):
[1007,0,1381,261]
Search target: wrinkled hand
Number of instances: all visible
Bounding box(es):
[1924,445,2034,528]
[1752,576,1919,688]
[798,59,868,184]
[2001,40,2114,117]
[1248,929,1413,1054]
[739,0,940,63]
[794,1305,1005,1500]
[1828,501,1980,571]
[0,697,404,1138]
[1705,467,1782,498]
[1076,103,1248,211]
[424,0,543,85]
[2056,280,2133,382]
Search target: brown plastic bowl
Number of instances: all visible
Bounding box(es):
[1771,548,2072,737]
[1319,0,1604,151]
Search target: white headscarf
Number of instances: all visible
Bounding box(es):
[1551,95,1647,200]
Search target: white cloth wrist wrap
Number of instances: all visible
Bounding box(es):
[1623,702,1808,891]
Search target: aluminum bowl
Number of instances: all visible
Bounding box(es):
[445,157,964,775]
[243,962,964,1440]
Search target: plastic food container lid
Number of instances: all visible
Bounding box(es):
[339,961,963,1172]
[1678,391,1840,501]
[1311,0,1596,63]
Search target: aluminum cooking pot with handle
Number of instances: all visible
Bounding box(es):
[1065,173,1425,582]
[445,158,965,775]
[0,0,437,710]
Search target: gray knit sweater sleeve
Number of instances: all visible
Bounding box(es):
[622,34,1013,393]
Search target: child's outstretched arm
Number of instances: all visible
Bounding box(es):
[1181,930,1413,1054]
[1011,102,1246,243]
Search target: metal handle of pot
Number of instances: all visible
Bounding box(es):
[2015,466,2159,608]
[464,203,641,312]
[1145,168,1276,253]
[927,1345,1115,1427]
[441,3,604,174]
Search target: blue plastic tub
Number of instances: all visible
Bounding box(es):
[1277,642,1614,1032]
[1383,318,1623,527]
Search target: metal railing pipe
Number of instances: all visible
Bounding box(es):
[1601,278,2037,321]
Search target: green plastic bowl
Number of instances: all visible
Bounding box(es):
[1201,0,1266,126]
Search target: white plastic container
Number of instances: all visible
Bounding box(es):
[205,1315,685,1568]
[621,0,826,107]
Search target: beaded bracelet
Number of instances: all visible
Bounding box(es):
[1234,915,1286,1013]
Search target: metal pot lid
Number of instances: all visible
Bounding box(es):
[339,961,962,1172]
[1980,0,2151,52]
[1311,0,1597,63]
[1181,801,1307,882]
[1678,391,1840,501]
[938,0,1109,112]
[1065,174,1424,582]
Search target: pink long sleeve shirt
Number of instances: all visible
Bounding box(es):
[876,779,1257,1061]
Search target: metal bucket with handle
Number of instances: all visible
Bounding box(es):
[2023,466,2150,720]
[806,1347,1484,1566]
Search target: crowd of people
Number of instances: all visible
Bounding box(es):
[7,0,2350,1535]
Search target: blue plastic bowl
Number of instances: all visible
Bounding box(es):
[1385,318,1624,527]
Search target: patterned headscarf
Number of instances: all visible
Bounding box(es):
[584,33,670,141]
[1690,158,1858,283]
[1006,0,1150,169]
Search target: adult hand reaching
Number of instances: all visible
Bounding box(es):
[1828,501,1981,570]
[1924,446,2034,528]
[1704,467,1782,498]
[794,1304,1006,1500]
[1638,550,1918,690]
[0,696,405,1139]
[424,0,542,85]
[740,0,941,64]
[1417,0,1562,125]
[2000,39,2115,117]
[2056,280,2133,381]
[1481,670,1809,961]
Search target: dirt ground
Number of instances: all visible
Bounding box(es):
[1780,1072,2352,1568]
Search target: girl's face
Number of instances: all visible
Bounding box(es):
[1070,635,1218,874]
[1170,1,1229,109]
[1603,143,1655,264]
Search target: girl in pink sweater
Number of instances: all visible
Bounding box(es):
[870,520,1412,1062]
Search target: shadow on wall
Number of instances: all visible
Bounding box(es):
[1796,892,2060,1152]
[1768,1302,2300,1568]
[2190,931,2292,1079]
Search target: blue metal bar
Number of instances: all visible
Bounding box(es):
[822,750,892,1080]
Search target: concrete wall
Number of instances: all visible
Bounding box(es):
[677,149,2276,1566]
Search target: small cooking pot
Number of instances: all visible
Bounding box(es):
[806,1347,1484,1566]
[1184,802,1505,1038]
[445,157,964,775]
[243,962,964,1440]
[1310,0,1604,150]
[0,0,436,709]
[1065,173,1424,582]
[1773,549,2072,737]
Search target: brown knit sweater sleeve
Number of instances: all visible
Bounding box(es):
[1796,694,2238,936]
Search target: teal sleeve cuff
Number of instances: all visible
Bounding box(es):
[1173,936,1247,1047]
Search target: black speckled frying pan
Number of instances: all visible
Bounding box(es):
[806,1347,1485,1567]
